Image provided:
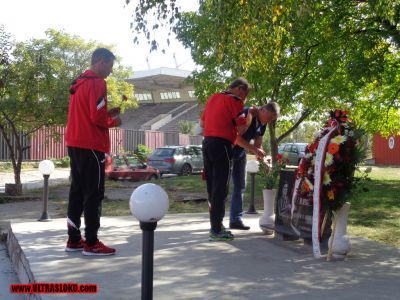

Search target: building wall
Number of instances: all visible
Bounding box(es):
[134,86,196,104]
[372,134,400,165]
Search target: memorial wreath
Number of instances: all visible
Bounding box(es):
[296,109,366,211]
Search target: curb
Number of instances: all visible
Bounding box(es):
[6,223,41,300]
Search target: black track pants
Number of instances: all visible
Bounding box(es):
[202,137,232,233]
[67,147,105,246]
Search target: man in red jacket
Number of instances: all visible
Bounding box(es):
[201,78,252,241]
[65,48,121,256]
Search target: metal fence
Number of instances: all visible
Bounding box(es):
[0,129,31,161]
[0,126,203,161]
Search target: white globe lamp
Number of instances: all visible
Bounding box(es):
[246,159,259,173]
[37,159,55,221]
[129,183,169,222]
[39,160,55,175]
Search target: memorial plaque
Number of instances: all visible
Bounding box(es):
[274,169,312,239]
[274,169,331,241]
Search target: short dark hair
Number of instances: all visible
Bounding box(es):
[263,102,280,117]
[91,48,116,66]
[229,77,251,91]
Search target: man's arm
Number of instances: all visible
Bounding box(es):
[236,111,252,135]
[254,136,263,149]
[236,135,266,159]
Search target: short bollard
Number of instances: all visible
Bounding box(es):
[37,160,54,222]
[246,172,258,214]
[246,160,259,214]
[130,183,169,300]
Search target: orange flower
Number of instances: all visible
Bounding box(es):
[303,181,310,192]
[328,143,339,154]
[327,189,335,201]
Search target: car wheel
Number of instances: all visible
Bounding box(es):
[180,164,192,176]
[148,174,158,180]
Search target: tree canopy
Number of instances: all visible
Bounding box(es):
[128,0,400,146]
[0,26,136,190]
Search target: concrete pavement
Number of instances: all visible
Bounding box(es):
[5,213,400,300]
[0,168,71,193]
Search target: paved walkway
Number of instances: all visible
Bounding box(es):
[0,169,71,193]
[1,169,399,299]
[4,214,400,300]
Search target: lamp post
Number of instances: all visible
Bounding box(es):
[129,183,169,300]
[37,160,55,222]
[246,159,259,214]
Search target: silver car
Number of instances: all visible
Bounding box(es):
[147,145,203,176]
[282,143,308,165]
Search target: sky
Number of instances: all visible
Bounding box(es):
[0,0,197,72]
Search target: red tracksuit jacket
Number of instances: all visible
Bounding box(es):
[65,70,118,154]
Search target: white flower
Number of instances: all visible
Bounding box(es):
[323,172,331,185]
[325,153,334,166]
[348,130,354,137]
[331,135,347,144]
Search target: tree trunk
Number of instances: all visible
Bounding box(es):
[268,122,278,166]
[5,183,22,196]
[0,120,23,195]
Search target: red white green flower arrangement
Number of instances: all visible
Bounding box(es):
[290,109,370,259]
[296,109,366,211]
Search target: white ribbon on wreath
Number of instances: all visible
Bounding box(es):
[312,125,338,258]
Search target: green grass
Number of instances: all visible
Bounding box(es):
[348,166,400,247]
[45,166,399,248]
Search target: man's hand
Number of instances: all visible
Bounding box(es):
[252,146,266,160]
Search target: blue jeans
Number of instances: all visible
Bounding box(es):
[230,154,247,223]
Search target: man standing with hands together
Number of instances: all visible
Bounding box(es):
[65,48,121,256]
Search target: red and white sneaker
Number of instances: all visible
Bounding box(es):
[82,240,116,256]
[65,238,86,252]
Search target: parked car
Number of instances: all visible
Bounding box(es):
[278,143,288,154]
[282,143,308,165]
[105,154,160,181]
[147,145,203,176]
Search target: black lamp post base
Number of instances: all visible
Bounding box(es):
[246,210,258,214]
[140,221,157,300]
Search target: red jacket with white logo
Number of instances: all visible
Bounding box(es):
[65,70,118,153]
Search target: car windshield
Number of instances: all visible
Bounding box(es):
[299,144,307,152]
[152,148,175,157]
[112,155,140,168]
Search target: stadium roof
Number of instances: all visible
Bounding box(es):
[127,67,193,91]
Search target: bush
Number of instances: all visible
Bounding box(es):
[50,156,70,168]
[178,120,194,134]
[134,144,152,163]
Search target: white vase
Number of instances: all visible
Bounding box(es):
[259,189,276,235]
[328,202,351,259]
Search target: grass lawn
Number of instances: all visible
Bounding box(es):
[347,166,400,247]
[45,166,399,248]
